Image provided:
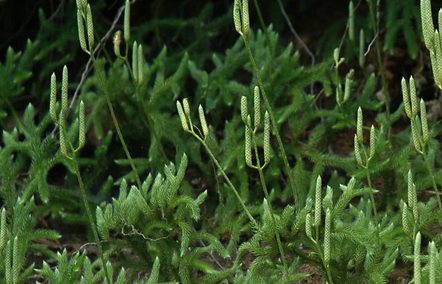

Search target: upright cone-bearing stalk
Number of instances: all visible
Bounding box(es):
[407,170,414,208]
[241,96,248,124]
[324,208,331,265]
[410,120,422,153]
[233,0,250,38]
[86,5,94,51]
[233,0,242,36]
[369,125,376,159]
[414,232,422,284]
[50,73,57,123]
[354,134,363,166]
[0,208,6,251]
[79,101,86,149]
[408,171,418,222]
[59,116,68,156]
[429,241,436,284]
[77,9,88,54]
[124,0,130,42]
[198,105,209,139]
[245,116,252,167]
[183,98,191,117]
[420,99,429,144]
[420,0,442,89]
[314,175,322,228]
[12,236,19,284]
[263,111,270,164]
[343,69,354,104]
[241,87,272,169]
[177,101,189,132]
[61,66,69,117]
[357,107,363,144]
[51,66,87,155]
[113,30,122,57]
[76,0,86,10]
[132,42,138,82]
[421,0,434,49]
[137,44,144,84]
[401,77,412,119]
[5,240,11,283]
[254,86,260,130]
[348,1,354,41]
[401,202,410,235]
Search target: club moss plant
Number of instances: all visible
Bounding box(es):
[3,0,442,283]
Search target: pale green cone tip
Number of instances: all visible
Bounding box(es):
[86,4,94,51]
[430,241,436,284]
[369,125,376,159]
[241,96,248,124]
[242,0,250,37]
[354,134,363,166]
[348,1,354,41]
[409,76,418,117]
[183,98,190,116]
[264,111,270,164]
[411,121,422,153]
[124,0,131,42]
[77,9,88,54]
[324,208,331,265]
[233,0,243,36]
[138,44,144,84]
[132,41,138,82]
[357,107,363,144]
[402,203,410,235]
[245,115,252,167]
[420,98,429,144]
[401,77,412,119]
[254,86,260,130]
[61,66,69,116]
[314,175,322,227]
[50,73,57,123]
[79,101,85,150]
[421,0,435,50]
[176,101,189,132]
[414,231,422,284]
[113,30,122,57]
[198,104,209,139]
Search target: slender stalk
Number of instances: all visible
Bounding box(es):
[121,54,168,162]
[90,54,142,189]
[243,39,299,210]
[365,167,378,220]
[71,152,111,284]
[252,0,272,54]
[422,151,442,211]
[191,132,259,229]
[312,241,334,284]
[252,132,288,278]
[367,0,390,121]
[411,118,442,212]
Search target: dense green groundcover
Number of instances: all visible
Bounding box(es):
[3,0,442,283]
